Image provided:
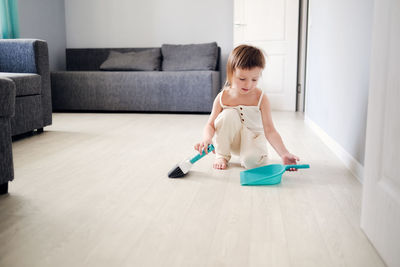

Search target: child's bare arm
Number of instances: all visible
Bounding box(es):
[194,93,223,154]
[260,95,299,169]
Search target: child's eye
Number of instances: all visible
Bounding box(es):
[252,79,258,82]
[239,78,245,81]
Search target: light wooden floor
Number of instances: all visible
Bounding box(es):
[0,112,386,267]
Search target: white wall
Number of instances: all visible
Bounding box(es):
[18,0,66,70]
[65,0,233,82]
[305,0,374,166]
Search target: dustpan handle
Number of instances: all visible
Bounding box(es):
[285,164,310,170]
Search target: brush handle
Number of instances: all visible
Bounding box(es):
[285,164,310,170]
[190,144,215,164]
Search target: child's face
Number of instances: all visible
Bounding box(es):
[231,67,262,94]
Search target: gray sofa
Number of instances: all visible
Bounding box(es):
[0,39,52,194]
[51,42,221,112]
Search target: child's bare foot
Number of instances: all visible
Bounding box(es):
[213,158,228,170]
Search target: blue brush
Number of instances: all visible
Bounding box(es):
[168,144,215,178]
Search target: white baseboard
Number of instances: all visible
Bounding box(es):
[304,116,364,183]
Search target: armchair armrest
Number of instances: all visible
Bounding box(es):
[0,39,52,126]
[0,78,16,118]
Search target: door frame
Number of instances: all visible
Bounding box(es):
[296,0,309,112]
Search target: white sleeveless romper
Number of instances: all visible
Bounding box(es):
[213,89,268,169]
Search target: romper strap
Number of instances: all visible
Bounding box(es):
[257,89,264,108]
[219,89,226,108]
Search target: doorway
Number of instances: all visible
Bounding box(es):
[233,0,308,112]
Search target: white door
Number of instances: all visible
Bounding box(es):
[234,0,299,111]
[361,0,400,266]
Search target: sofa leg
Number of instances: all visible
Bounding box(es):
[37,128,44,133]
[0,182,8,195]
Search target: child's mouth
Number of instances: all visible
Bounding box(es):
[241,88,249,92]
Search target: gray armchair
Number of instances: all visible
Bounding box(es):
[0,39,52,194]
[0,39,52,136]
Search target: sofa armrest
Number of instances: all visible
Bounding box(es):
[0,78,16,118]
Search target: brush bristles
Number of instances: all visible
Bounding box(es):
[168,165,186,178]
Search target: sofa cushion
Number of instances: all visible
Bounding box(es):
[99,49,161,71]
[66,48,161,71]
[0,73,41,96]
[161,42,218,71]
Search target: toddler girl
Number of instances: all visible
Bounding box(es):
[194,44,299,170]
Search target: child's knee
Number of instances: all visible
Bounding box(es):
[241,154,268,169]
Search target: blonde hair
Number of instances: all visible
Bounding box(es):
[224,44,266,88]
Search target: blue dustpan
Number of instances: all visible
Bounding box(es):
[240,164,310,186]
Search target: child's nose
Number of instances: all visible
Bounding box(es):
[247,81,255,88]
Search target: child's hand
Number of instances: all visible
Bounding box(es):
[281,153,300,171]
[194,140,215,155]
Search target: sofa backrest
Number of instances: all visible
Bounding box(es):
[66,46,221,71]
